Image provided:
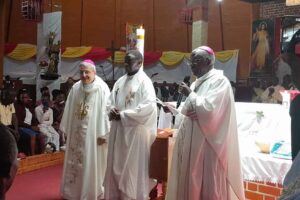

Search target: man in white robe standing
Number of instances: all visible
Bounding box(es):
[60,59,110,200]
[104,50,157,200]
[166,46,245,200]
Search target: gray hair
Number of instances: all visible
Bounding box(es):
[192,46,215,67]
[79,60,96,71]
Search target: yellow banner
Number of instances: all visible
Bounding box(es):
[7,44,37,61]
[159,51,186,67]
[62,47,92,58]
[215,50,238,63]
[107,51,126,64]
[184,53,191,59]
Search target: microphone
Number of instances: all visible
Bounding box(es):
[176,76,190,109]
[100,65,107,81]
[151,73,159,78]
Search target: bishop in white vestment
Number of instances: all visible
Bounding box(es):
[166,46,245,200]
[60,60,110,200]
[104,50,157,200]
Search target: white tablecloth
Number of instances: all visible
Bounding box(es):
[158,102,292,184]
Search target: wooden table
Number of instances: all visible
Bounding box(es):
[149,129,174,199]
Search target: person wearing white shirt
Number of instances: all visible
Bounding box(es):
[35,94,59,151]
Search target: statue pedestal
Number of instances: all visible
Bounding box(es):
[40,73,60,80]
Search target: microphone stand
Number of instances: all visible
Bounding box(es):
[100,65,107,81]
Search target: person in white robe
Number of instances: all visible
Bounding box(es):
[60,59,110,200]
[35,94,60,151]
[104,50,157,200]
[166,46,245,200]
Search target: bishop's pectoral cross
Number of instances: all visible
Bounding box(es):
[76,93,89,120]
[106,40,120,81]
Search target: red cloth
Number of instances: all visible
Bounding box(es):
[289,90,300,101]
[81,47,112,61]
[295,43,300,55]
[61,46,66,54]
[144,51,162,66]
[4,43,17,54]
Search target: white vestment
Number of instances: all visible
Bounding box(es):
[166,69,245,200]
[104,69,157,200]
[35,105,60,150]
[60,76,110,200]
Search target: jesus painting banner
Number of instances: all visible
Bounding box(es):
[250,19,275,76]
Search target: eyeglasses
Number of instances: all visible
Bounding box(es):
[189,58,205,66]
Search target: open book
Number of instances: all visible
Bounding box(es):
[156,98,180,115]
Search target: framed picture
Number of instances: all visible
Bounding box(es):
[250,19,275,76]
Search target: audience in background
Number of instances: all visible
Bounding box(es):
[36,87,53,107]
[261,77,285,104]
[64,77,75,98]
[251,79,264,102]
[282,74,296,90]
[0,89,19,141]
[52,90,66,147]
[160,81,169,102]
[35,94,60,151]
[14,89,41,156]
[51,89,61,102]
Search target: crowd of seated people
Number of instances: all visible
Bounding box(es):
[15,88,42,156]
[153,81,180,102]
[0,85,68,158]
[250,75,297,104]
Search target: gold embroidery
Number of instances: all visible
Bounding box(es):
[75,93,89,120]
[125,89,135,107]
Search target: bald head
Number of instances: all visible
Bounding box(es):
[124,50,143,76]
[190,46,215,77]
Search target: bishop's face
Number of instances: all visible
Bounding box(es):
[80,67,96,84]
[124,53,141,76]
[190,53,211,78]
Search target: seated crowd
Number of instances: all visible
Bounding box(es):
[0,86,67,158]
[250,75,297,104]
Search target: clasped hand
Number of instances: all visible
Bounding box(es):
[186,110,198,120]
[109,108,121,121]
